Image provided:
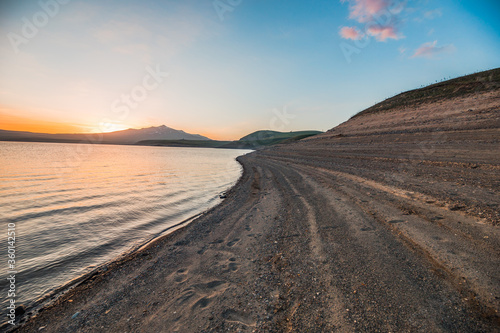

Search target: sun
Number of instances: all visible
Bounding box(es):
[96,121,130,133]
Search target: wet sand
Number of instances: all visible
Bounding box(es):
[13,87,500,332]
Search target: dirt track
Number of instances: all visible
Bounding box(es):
[15,143,500,332]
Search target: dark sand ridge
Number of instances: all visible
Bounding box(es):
[11,69,500,332]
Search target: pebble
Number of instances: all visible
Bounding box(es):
[15,305,26,316]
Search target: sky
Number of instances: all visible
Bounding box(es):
[0,0,499,140]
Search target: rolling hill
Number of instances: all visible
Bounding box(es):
[136,130,323,149]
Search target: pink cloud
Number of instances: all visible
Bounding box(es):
[367,25,401,41]
[339,26,364,40]
[349,0,389,22]
[340,0,405,42]
[411,41,456,58]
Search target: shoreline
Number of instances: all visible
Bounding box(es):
[0,139,254,150]
[2,156,249,332]
[5,155,255,332]
[4,212,204,331]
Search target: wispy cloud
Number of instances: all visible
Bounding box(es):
[339,0,405,42]
[424,9,442,20]
[339,26,364,40]
[414,8,442,22]
[367,25,401,41]
[411,41,456,58]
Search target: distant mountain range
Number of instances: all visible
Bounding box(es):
[0,125,210,144]
[0,126,323,149]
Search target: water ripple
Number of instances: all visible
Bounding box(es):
[0,141,250,311]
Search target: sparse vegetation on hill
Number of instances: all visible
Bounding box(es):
[352,68,500,119]
[238,130,322,142]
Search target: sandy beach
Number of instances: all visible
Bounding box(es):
[13,73,500,332]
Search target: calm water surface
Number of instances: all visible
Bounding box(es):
[0,142,250,310]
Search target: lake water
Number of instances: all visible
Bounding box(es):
[0,141,250,312]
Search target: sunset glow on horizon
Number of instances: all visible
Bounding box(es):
[1,0,499,140]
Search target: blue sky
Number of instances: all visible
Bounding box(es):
[0,0,499,139]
